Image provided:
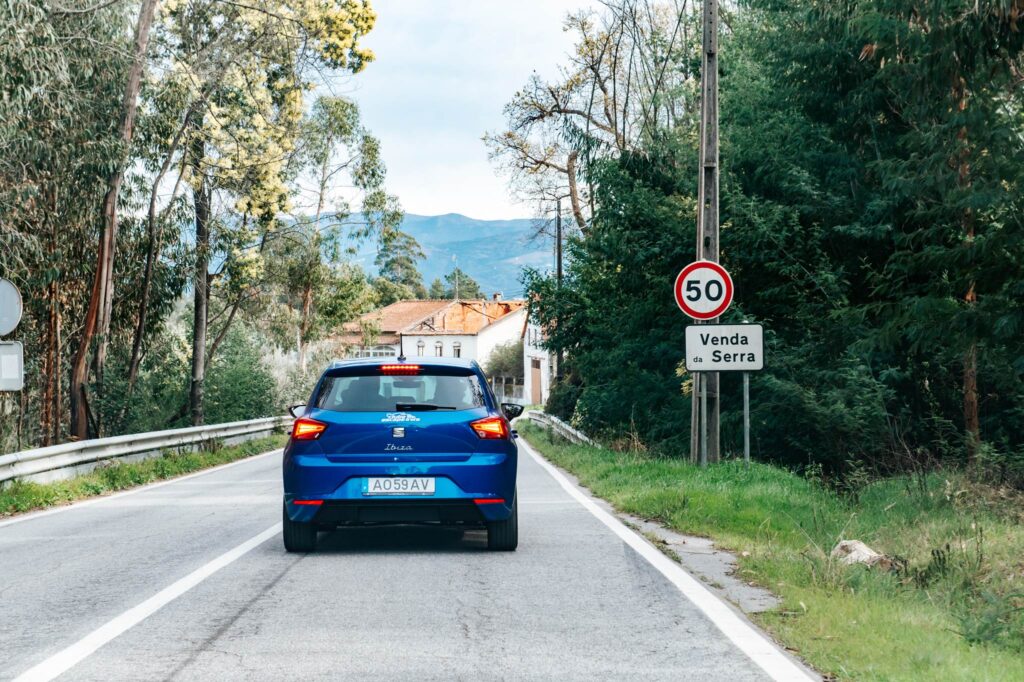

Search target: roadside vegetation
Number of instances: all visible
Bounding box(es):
[0,1,434,454]
[491,2,1024,483]
[0,435,285,518]
[521,423,1024,681]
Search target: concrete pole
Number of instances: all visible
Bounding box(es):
[555,199,564,381]
[691,0,721,464]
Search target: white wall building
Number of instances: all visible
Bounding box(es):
[338,298,527,372]
[522,319,555,406]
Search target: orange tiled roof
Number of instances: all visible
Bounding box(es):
[341,300,452,336]
[337,299,525,343]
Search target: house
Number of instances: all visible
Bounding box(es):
[523,317,556,406]
[337,298,527,371]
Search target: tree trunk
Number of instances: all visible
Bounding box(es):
[299,283,313,373]
[69,249,103,439]
[54,288,63,445]
[566,151,586,230]
[207,297,241,368]
[190,141,210,427]
[955,76,980,465]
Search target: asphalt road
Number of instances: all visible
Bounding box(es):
[0,438,814,681]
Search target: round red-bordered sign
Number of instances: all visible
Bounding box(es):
[673,260,734,320]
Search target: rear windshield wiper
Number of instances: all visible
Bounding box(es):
[395,403,456,411]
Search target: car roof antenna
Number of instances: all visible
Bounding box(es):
[397,354,407,362]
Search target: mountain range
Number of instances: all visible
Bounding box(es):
[348,213,554,298]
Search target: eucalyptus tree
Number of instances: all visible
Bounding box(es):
[269,94,404,372]
[138,0,378,425]
[0,1,135,446]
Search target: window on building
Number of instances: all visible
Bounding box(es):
[354,345,395,358]
[416,340,425,357]
[435,341,443,357]
[453,342,461,358]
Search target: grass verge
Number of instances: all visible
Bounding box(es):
[0,434,287,518]
[520,422,1024,681]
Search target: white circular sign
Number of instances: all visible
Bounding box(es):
[673,260,734,320]
[0,279,23,336]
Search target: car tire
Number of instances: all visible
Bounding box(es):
[486,492,518,551]
[283,501,317,553]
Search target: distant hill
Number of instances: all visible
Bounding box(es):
[348,213,553,298]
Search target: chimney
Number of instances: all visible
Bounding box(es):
[492,292,502,301]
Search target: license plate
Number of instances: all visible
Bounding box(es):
[363,477,435,496]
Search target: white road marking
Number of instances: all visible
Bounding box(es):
[12,523,282,682]
[521,439,818,682]
[0,449,281,530]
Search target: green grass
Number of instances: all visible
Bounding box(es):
[0,435,287,518]
[520,422,1024,681]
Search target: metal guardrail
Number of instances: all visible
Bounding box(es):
[0,416,291,485]
[524,410,601,448]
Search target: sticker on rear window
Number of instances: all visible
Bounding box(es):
[381,412,421,423]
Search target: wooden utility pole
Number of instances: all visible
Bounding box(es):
[691,0,721,463]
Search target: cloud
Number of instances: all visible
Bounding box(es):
[339,0,596,220]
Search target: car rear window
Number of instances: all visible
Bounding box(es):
[313,372,486,412]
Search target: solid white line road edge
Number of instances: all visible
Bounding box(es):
[0,449,282,530]
[12,523,283,682]
[521,438,818,682]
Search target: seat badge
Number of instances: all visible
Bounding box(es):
[392,426,405,438]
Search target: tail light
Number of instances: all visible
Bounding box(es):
[380,364,421,375]
[292,417,327,440]
[471,416,510,440]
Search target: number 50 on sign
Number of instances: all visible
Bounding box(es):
[673,260,734,320]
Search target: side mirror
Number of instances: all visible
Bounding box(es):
[501,403,524,420]
[288,403,307,418]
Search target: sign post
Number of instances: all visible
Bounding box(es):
[675,261,735,466]
[675,262,765,466]
[743,371,750,466]
[684,321,763,467]
[0,278,24,393]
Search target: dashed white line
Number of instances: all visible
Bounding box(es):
[12,523,282,682]
[520,438,817,682]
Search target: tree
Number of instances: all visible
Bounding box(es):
[519,0,1024,479]
[1,2,136,446]
[265,226,375,373]
[485,340,524,380]
[69,0,161,440]
[485,5,700,228]
[428,278,447,299]
[375,231,427,299]
[146,0,377,425]
[443,268,483,300]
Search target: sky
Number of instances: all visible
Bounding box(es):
[326,0,596,221]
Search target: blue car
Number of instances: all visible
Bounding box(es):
[282,357,522,552]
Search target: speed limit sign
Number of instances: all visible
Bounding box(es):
[674,260,733,320]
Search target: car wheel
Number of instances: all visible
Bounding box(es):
[282,501,317,553]
[486,492,518,551]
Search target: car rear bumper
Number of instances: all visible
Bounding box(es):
[283,448,516,524]
[303,499,487,526]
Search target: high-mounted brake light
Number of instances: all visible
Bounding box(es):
[292,417,327,440]
[380,364,421,375]
[471,416,510,440]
